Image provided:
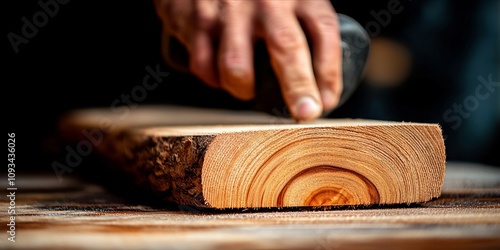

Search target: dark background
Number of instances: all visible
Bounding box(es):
[4,0,499,176]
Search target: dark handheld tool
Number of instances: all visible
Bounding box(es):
[161,14,370,117]
[253,14,370,117]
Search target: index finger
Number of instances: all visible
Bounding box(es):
[259,2,322,121]
[297,0,343,112]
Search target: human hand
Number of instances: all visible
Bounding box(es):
[154,0,342,121]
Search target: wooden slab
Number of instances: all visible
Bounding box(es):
[56,105,445,209]
[1,162,499,249]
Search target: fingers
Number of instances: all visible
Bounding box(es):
[297,0,343,112]
[218,0,255,100]
[260,1,322,121]
[188,0,220,88]
[190,32,219,88]
[154,0,343,120]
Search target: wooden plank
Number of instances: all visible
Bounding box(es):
[1,162,499,249]
[57,105,445,209]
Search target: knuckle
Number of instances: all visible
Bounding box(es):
[322,66,342,81]
[220,0,241,9]
[196,14,217,30]
[195,2,218,29]
[279,69,315,95]
[220,53,252,84]
[268,26,306,52]
[220,48,245,68]
[315,14,339,34]
[219,0,245,23]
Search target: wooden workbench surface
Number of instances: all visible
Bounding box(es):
[1,161,500,249]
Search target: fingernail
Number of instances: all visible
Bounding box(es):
[293,96,321,121]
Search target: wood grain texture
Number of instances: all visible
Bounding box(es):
[57,105,446,209]
[0,162,499,250]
